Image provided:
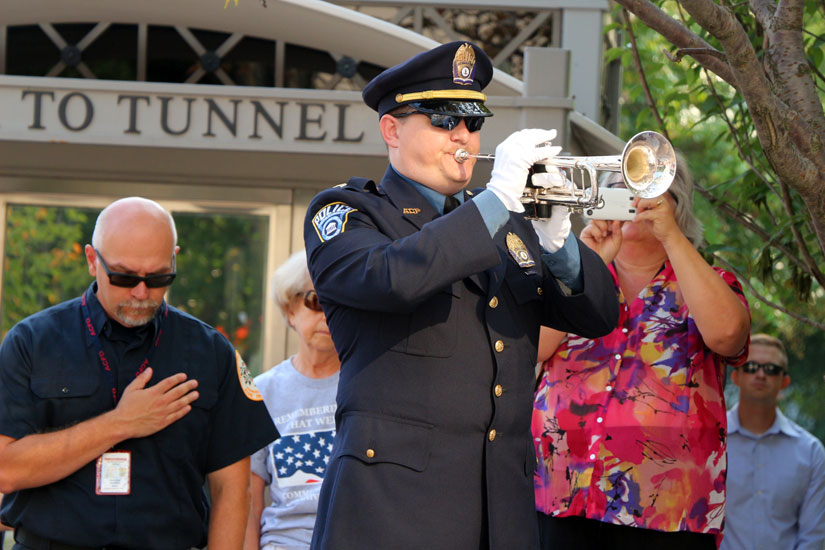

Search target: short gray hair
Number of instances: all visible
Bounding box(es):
[271,250,312,320]
[669,152,704,248]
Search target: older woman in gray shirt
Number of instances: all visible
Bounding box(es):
[244,250,340,550]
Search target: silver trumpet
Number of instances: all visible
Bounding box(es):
[455,131,677,220]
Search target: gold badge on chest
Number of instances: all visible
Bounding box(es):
[506,232,535,268]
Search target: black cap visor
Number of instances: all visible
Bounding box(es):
[406,100,493,117]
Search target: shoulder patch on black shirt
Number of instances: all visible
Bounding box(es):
[312,202,357,242]
[235,350,263,401]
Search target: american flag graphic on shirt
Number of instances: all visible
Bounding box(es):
[270,429,335,487]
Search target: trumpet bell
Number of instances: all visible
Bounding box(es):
[621,131,676,198]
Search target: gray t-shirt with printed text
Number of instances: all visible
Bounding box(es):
[251,358,338,550]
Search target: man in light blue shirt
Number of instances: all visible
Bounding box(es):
[723,333,825,550]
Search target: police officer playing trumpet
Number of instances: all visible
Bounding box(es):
[304,41,619,550]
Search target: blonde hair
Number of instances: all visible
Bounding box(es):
[750,333,789,369]
[270,250,312,321]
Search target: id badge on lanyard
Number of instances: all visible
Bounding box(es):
[96,451,132,495]
[81,289,167,496]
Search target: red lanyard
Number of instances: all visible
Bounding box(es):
[80,289,167,406]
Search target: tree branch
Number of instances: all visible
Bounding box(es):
[622,9,669,138]
[703,71,782,207]
[680,0,825,248]
[779,181,825,286]
[807,56,825,87]
[749,0,776,27]
[680,0,784,127]
[712,255,825,331]
[694,184,811,274]
[763,0,825,132]
[612,0,737,86]
[801,30,825,42]
[666,47,727,62]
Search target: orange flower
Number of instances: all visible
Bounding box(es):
[234,325,249,341]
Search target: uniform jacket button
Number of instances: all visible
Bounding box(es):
[366,448,375,458]
[489,296,499,308]
[488,429,497,442]
[494,340,504,352]
[494,385,503,397]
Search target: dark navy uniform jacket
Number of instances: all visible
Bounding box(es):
[304,167,618,550]
[0,284,279,549]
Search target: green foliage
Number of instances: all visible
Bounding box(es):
[1,205,96,336]
[170,212,268,373]
[610,2,825,438]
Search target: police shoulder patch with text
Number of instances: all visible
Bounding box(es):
[312,202,357,242]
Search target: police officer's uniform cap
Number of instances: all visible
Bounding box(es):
[363,41,494,118]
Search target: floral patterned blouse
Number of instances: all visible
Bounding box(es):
[532,261,749,539]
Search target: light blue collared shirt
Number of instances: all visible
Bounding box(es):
[393,166,583,292]
[722,404,825,550]
[397,168,467,216]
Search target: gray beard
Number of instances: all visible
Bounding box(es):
[114,299,161,327]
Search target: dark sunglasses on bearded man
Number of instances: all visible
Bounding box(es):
[94,248,177,288]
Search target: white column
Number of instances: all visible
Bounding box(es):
[522,47,570,145]
[560,8,606,121]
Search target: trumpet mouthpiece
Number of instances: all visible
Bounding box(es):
[454,149,470,163]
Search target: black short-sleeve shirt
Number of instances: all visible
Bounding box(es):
[0,284,279,549]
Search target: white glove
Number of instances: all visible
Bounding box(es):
[529,166,566,189]
[486,128,562,212]
[531,205,571,253]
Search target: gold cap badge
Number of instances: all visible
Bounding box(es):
[452,43,476,85]
[506,232,535,268]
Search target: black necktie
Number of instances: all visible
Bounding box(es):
[443,194,460,214]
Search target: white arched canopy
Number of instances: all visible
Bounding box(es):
[0,0,523,95]
[0,0,572,189]
[0,0,584,372]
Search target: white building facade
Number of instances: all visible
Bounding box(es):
[0,0,619,372]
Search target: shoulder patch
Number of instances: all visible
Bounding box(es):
[312,202,357,242]
[235,350,263,401]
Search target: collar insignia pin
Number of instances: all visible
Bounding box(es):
[403,207,421,215]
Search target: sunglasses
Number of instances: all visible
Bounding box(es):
[94,248,177,288]
[740,361,786,376]
[392,111,485,132]
[299,290,323,312]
